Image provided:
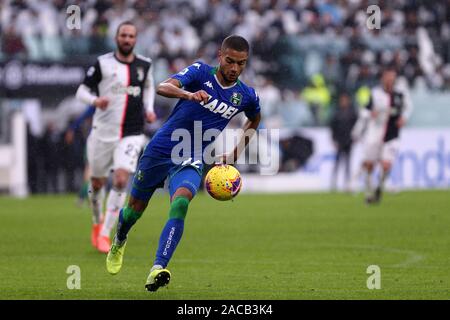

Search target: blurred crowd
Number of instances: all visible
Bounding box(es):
[2,0,450,193]
[2,0,450,124]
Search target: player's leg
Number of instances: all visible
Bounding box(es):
[86,135,115,247]
[146,166,202,292]
[362,161,375,202]
[89,177,106,247]
[98,135,146,252]
[97,168,129,252]
[145,187,191,292]
[373,160,391,203]
[105,194,151,275]
[374,140,398,203]
[361,142,381,203]
[115,195,149,243]
[89,177,106,226]
[106,154,170,275]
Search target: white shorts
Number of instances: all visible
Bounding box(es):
[87,134,147,178]
[362,138,399,164]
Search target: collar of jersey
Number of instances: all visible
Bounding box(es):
[114,52,135,65]
[211,66,240,90]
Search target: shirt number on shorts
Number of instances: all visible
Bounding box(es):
[125,144,140,158]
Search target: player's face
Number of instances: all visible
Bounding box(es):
[116,25,137,56]
[382,70,397,91]
[218,48,248,83]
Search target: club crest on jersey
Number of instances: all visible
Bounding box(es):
[230,92,242,106]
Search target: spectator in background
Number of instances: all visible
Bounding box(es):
[302,73,331,125]
[257,78,281,128]
[89,22,114,54]
[2,24,27,58]
[280,89,313,128]
[323,54,341,87]
[329,92,357,191]
[404,45,423,87]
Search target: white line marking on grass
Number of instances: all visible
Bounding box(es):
[327,244,425,268]
[175,246,425,268]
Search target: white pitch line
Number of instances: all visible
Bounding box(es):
[326,244,425,268]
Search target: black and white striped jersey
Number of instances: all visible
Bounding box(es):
[79,52,155,142]
[353,82,413,144]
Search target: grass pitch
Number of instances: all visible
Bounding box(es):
[0,190,449,299]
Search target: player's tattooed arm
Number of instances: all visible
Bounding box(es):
[157,78,209,104]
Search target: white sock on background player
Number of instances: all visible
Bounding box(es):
[89,186,105,225]
[100,187,127,237]
[364,169,373,197]
[379,170,389,191]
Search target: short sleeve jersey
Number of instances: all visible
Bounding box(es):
[146,61,260,160]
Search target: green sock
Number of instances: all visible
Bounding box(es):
[116,206,143,242]
[168,196,190,220]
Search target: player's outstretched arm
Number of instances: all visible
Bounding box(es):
[222,113,261,164]
[157,78,209,103]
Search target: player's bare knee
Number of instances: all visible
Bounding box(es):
[114,179,128,190]
[169,189,191,220]
[91,178,104,191]
[171,187,193,203]
[363,161,374,171]
[382,161,392,173]
[128,196,147,213]
[114,169,129,189]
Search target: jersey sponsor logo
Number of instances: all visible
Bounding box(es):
[204,81,214,90]
[200,96,239,119]
[112,83,141,97]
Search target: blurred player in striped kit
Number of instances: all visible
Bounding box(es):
[352,65,413,204]
[75,21,156,253]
